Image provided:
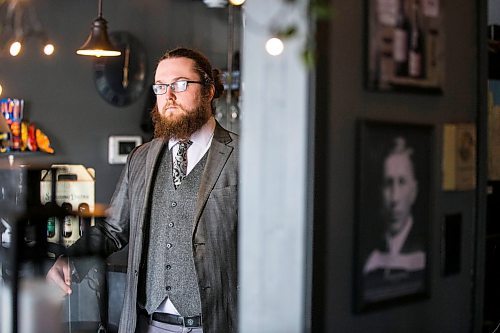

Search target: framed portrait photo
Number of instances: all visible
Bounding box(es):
[354,120,433,312]
[365,0,444,93]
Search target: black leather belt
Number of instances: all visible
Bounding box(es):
[139,308,202,328]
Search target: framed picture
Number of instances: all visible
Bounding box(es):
[442,123,476,191]
[365,0,444,93]
[354,120,433,312]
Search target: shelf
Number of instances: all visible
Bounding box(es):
[0,151,56,168]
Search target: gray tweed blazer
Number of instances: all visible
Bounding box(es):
[70,122,238,333]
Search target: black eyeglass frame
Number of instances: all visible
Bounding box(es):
[151,80,204,95]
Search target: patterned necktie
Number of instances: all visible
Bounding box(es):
[172,140,192,189]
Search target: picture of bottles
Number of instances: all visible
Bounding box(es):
[393,0,425,79]
[61,202,73,238]
[45,201,93,247]
[39,164,96,248]
[368,0,442,92]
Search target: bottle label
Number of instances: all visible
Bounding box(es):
[393,29,408,62]
[63,218,72,237]
[409,51,422,77]
[380,53,394,85]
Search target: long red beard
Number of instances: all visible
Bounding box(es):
[151,100,211,140]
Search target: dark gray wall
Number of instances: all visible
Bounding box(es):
[489,0,500,24]
[313,0,481,332]
[0,0,232,204]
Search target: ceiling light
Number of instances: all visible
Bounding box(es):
[203,0,227,8]
[229,0,246,5]
[43,43,54,56]
[265,37,284,56]
[76,0,121,57]
[9,40,21,56]
[0,0,55,58]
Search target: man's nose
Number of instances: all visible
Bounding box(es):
[389,186,402,204]
[166,85,176,99]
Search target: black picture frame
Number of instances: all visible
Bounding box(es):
[354,120,433,312]
[364,0,444,93]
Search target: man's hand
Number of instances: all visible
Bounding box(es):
[46,256,72,295]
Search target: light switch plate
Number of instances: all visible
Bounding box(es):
[108,136,142,164]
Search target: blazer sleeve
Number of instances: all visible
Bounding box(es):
[66,148,136,279]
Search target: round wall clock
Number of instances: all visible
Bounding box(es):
[93,31,148,107]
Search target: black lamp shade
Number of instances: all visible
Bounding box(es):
[76,17,121,57]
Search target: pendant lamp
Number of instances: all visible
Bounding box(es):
[76,0,121,57]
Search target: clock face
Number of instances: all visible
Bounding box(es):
[93,31,148,107]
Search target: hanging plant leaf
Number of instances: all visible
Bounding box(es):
[301,47,315,69]
[276,25,298,39]
[310,1,334,21]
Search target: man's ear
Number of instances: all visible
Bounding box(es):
[209,84,216,100]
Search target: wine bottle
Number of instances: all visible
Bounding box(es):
[393,0,410,77]
[408,0,425,78]
[61,202,73,238]
[47,216,55,238]
[78,202,91,236]
[44,202,56,239]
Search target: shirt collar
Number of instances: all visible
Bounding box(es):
[386,216,413,255]
[168,116,216,150]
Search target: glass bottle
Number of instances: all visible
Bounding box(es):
[408,0,425,78]
[393,0,410,77]
[61,202,72,238]
[78,203,91,237]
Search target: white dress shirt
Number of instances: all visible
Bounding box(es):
[168,116,216,175]
[363,216,425,274]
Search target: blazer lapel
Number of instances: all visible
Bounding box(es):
[145,138,166,184]
[193,123,233,232]
[139,138,166,229]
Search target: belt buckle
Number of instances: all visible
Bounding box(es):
[182,315,201,328]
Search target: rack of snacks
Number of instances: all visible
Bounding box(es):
[1,98,54,155]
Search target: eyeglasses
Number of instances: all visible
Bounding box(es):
[152,80,203,95]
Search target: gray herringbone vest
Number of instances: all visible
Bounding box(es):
[142,145,207,315]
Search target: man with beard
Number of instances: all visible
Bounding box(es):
[47,47,239,333]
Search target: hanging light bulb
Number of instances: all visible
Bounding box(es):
[43,43,55,55]
[229,0,246,5]
[265,37,284,56]
[9,41,22,57]
[203,0,227,8]
[39,34,55,56]
[76,0,121,57]
[1,1,55,59]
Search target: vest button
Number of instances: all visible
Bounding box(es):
[166,286,171,291]
[171,201,177,207]
[168,222,174,228]
[166,264,172,270]
[166,243,172,249]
